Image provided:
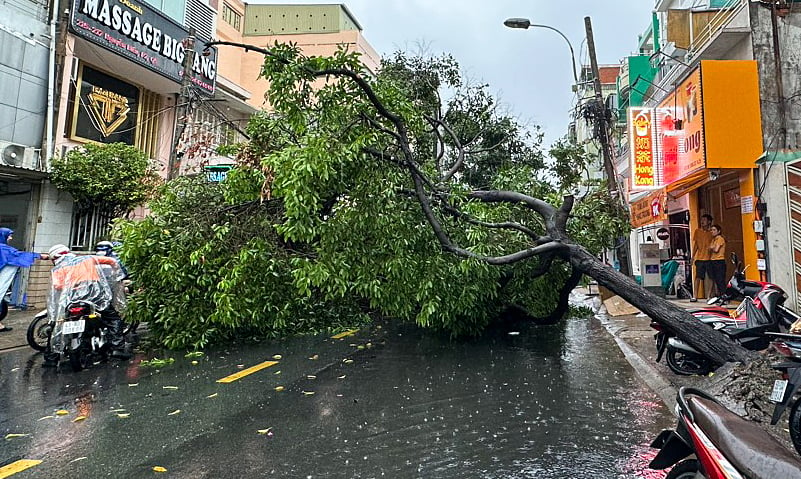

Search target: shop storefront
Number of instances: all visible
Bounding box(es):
[23,0,220,307]
[628,60,764,293]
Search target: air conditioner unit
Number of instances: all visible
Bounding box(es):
[0,142,39,170]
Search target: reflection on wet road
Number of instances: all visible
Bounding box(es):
[0,316,673,478]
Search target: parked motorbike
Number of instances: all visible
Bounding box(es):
[650,386,801,479]
[766,332,801,456]
[651,253,798,375]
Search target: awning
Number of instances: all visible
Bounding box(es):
[664,168,710,197]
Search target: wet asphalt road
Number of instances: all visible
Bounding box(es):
[0,316,674,478]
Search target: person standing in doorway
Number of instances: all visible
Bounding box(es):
[708,224,727,299]
[690,214,714,302]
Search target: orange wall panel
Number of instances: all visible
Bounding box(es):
[701,61,763,170]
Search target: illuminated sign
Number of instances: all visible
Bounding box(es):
[69,0,218,95]
[72,65,139,144]
[629,108,659,190]
[657,68,705,184]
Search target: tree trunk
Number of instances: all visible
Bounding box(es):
[567,244,757,366]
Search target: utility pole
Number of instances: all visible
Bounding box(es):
[168,28,196,181]
[584,16,631,276]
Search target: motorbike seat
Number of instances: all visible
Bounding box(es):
[688,395,801,479]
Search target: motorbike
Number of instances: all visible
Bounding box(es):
[650,387,801,478]
[766,332,801,456]
[650,253,798,375]
[53,300,112,372]
[26,283,138,353]
[26,306,138,353]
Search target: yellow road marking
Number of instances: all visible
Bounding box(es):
[216,361,279,383]
[0,460,42,478]
[331,329,358,339]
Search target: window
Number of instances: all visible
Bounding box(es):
[222,3,242,31]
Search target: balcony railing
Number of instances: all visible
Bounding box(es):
[687,0,748,58]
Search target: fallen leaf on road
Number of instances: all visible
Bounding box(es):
[309,354,319,360]
[167,409,181,416]
[307,375,316,379]
[55,409,69,415]
[185,351,205,358]
[117,413,130,418]
[163,386,179,390]
[272,354,282,360]
[73,416,87,422]
[257,427,273,435]
[302,391,315,396]
[129,383,139,387]
[191,360,199,365]
[140,358,175,368]
[274,370,281,375]
[207,393,218,398]
[153,466,168,473]
[5,434,29,440]
[274,386,285,392]
[69,457,88,463]
[343,359,354,364]
[337,375,346,379]
[38,415,55,421]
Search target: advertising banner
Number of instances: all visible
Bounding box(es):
[630,189,668,228]
[71,65,139,144]
[69,0,218,95]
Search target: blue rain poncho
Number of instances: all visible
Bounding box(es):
[0,228,38,269]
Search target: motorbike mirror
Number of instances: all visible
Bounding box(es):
[707,297,718,305]
[730,252,738,264]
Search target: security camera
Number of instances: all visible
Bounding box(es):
[709,169,720,181]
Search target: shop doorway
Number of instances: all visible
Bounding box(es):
[698,174,744,287]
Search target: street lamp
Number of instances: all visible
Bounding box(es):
[503,17,579,86]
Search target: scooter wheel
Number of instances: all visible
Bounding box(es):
[67,341,92,372]
[665,459,699,479]
[26,315,52,352]
[665,346,714,376]
[788,399,801,456]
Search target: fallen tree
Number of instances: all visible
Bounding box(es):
[246,44,756,367]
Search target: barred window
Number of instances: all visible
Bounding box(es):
[222,3,242,31]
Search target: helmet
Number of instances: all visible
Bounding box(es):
[95,241,114,256]
[48,244,71,261]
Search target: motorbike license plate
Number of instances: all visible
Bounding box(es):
[771,379,789,403]
[62,320,86,335]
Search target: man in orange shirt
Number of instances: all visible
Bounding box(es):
[690,214,714,302]
[45,244,131,366]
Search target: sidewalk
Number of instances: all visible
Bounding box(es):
[0,307,43,351]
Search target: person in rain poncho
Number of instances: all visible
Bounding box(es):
[44,244,130,365]
[0,227,47,332]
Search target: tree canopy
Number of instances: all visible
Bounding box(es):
[117,44,751,369]
[50,142,160,216]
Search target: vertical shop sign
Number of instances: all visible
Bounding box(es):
[629,108,659,189]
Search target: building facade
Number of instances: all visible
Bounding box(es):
[614,0,801,306]
[1,1,380,308]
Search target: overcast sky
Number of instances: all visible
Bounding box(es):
[253,1,656,150]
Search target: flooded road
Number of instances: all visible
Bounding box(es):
[0,315,674,478]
